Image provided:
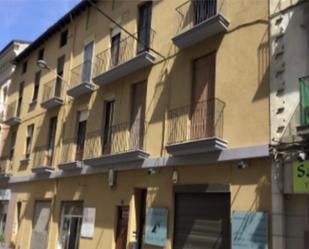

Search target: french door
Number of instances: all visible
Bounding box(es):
[190,53,216,140]
[81,41,94,83]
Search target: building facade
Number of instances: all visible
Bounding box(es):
[1,0,270,249]
[0,40,29,246]
[270,0,309,249]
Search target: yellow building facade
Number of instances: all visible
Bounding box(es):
[0,0,271,249]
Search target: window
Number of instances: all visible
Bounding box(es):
[38,48,44,61]
[81,41,94,83]
[75,111,87,161]
[25,124,34,159]
[9,131,16,160]
[59,30,68,48]
[21,61,27,74]
[102,100,114,154]
[32,71,41,102]
[55,55,65,97]
[47,117,57,165]
[59,201,83,249]
[137,1,152,53]
[111,28,121,66]
[16,82,24,117]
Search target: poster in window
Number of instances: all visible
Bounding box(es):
[81,207,96,238]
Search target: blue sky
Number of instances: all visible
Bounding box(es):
[0,0,80,49]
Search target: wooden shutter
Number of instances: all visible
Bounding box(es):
[130,81,147,150]
[191,53,215,140]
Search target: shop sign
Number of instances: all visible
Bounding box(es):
[0,189,11,200]
[144,208,168,247]
[81,207,96,238]
[232,211,268,249]
[292,160,309,193]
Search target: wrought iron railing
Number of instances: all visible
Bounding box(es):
[84,120,148,159]
[70,60,94,89]
[93,29,155,78]
[42,77,63,103]
[60,138,77,164]
[175,0,222,33]
[6,101,20,120]
[167,98,225,144]
[33,145,54,168]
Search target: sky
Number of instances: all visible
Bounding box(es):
[0,0,81,49]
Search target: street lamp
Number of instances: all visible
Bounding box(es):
[37,60,66,82]
[37,59,51,71]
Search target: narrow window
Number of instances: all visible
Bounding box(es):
[55,55,65,97]
[75,111,87,161]
[137,1,152,53]
[81,41,94,83]
[25,124,34,159]
[102,100,114,154]
[9,131,16,160]
[16,81,24,117]
[38,48,44,61]
[21,61,27,74]
[111,27,121,67]
[59,30,68,48]
[32,71,41,102]
[47,117,57,166]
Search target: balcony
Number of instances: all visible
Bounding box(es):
[41,78,64,110]
[67,61,96,98]
[172,0,229,49]
[32,146,54,174]
[4,101,21,126]
[83,121,149,167]
[58,138,83,171]
[0,157,11,180]
[166,98,227,156]
[93,30,156,86]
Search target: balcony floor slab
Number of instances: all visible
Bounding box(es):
[67,82,96,98]
[4,117,21,126]
[32,166,54,174]
[172,14,229,49]
[166,137,228,156]
[41,97,64,110]
[93,52,156,86]
[59,161,83,171]
[84,150,149,167]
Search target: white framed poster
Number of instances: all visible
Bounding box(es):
[81,207,96,238]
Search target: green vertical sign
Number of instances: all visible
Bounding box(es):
[293,160,309,192]
[300,77,309,126]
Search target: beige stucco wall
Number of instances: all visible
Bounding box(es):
[11,158,271,249]
[5,0,270,176]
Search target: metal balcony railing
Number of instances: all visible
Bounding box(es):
[60,138,77,164]
[176,0,220,33]
[93,29,155,78]
[0,157,10,174]
[42,77,63,103]
[70,60,94,88]
[84,120,148,159]
[33,145,54,168]
[6,101,20,119]
[167,98,225,145]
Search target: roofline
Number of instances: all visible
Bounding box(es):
[14,0,97,64]
[0,40,31,58]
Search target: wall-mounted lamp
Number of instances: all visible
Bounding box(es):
[37,59,51,71]
[147,168,156,175]
[108,169,116,188]
[172,169,178,184]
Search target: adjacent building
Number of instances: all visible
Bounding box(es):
[270,0,309,248]
[0,39,29,246]
[1,1,271,249]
